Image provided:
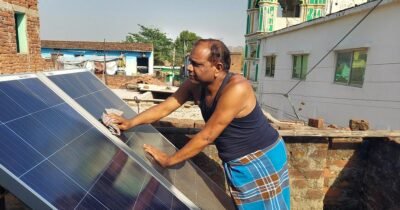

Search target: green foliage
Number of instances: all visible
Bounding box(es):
[125,25,201,66]
[173,31,202,66]
[125,24,173,65]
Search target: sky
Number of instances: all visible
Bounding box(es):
[38,0,248,47]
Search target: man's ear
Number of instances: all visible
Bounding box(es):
[213,62,224,78]
[215,62,224,72]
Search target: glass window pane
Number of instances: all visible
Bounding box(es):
[265,67,271,77]
[249,44,257,58]
[301,55,308,80]
[265,56,271,76]
[271,56,275,77]
[335,52,352,84]
[307,8,314,21]
[292,55,301,79]
[350,50,367,86]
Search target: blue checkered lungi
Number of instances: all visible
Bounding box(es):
[223,138,290,210]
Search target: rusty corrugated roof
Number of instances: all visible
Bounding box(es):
[41,40,153,52]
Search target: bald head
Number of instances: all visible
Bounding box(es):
[193,39,231,71]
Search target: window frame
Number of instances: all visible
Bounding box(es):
[264,55,276,77]
[248,43,258,59]
[14,12,28,54]
[292,54,308,80]
[334,48,368,88]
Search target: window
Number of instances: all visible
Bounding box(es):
[292,54,308,80]
[265,56,275,77]
[14,12,28,53]
[249,43,257,58]
[306,8,323,21]
[74,53,84,57]
[309,0,326,4]
[334,49,367,87]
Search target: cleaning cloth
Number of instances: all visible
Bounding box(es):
[101,108,124,136]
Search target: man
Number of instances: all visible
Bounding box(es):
[108,39,290,209]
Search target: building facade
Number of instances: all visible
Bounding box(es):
[243,0,369,83]
[0,0,52,74]
[254,0,400,129]
[41,40,154,76]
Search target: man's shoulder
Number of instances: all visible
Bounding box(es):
[228,73,251,90]
[220,73,252,99]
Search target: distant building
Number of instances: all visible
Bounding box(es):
[0,0,52,74]
[243,0,370,81]
[229,52,243,74]
[41,40,154,75]
[245,0,400,129]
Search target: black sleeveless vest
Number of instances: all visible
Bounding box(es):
[199,73,279,162]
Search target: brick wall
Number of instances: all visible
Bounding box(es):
[98,75,136,89]
[361,138,400,209]
[155,118,400,209]
[95,74,167,89]
[285,137,329,209]
[0,0,53,74]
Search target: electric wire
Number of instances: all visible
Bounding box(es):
[284,0,384,96]
[260,0,385,119]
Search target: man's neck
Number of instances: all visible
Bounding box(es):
[205,72,227,96]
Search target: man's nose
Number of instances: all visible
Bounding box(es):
[187,64,193,72]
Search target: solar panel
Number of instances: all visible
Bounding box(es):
[0,74,192,209]
[44,69,235,210]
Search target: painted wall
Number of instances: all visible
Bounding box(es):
[41,49,153,75]
[257,1,400,129]
[243,0,369,81]
[275,17,303,31]
[326,0,370,14]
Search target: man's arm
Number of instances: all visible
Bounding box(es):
[110,80,195,130]
[145,80,252,167]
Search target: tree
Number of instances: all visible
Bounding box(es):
[173,31,201,66]
[125,24,173,65]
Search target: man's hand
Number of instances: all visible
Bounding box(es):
[106,114,132,130]
[143,144,171,168]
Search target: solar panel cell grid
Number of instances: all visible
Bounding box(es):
[46,70,234,209]
[0,80,48,113]
[6,115,65,157]
[0,90,28,123]
[0,76,190,209]
[0,125,44,177]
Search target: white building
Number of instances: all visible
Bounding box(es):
[244,0,371,82]
[247,0,400,129]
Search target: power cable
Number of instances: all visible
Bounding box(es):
[270,0,385,120]
[284,0,384,96]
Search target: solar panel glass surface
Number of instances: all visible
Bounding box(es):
[46,70,234,210]
[0,76,189,209]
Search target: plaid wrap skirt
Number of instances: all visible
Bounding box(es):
[223,138,290,210]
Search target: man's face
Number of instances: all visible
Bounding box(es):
[187,43,216,84]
